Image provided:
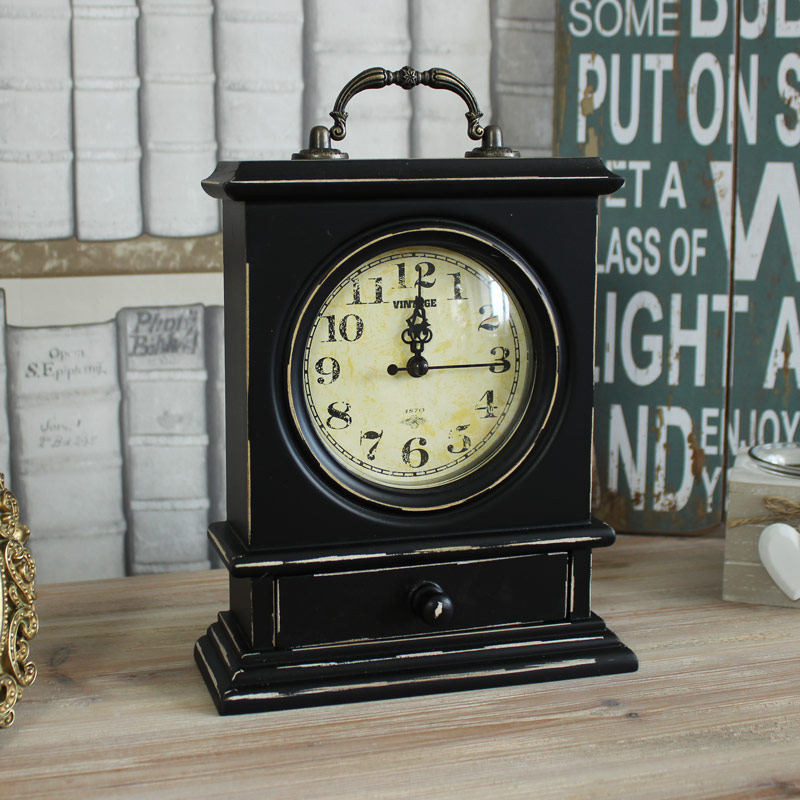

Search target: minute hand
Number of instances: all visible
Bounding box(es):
[427,361,509,373]
[387,348,511,376]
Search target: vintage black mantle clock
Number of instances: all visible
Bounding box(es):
[195,67,637,714]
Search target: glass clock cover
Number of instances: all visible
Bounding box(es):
[289,226,561,509]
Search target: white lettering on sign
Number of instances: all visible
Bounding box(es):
[611,53,641,144]
[689,0,727,38]
[701,407,720,455]
[782,411,800,441]
[700,466,723,512]
[711,161,800,282]
[573,41,787,148]
[668,293,707,387]
[776,0,800,37]
[711,293,749,386]
[653,405,694,512]
[620,290,663,385]
[602,402,800,510]
[600,224,707,276]
[605,160,652,207]
[599,225,662,274]
[606,403,704,513]
[728,408,800,452]
[764,296,800,390]
[740,0,768,38]
[776,53,800,147]
[608,403,648,509]
[577,52,606,143]
[603,291,617,383]
[659,161,687,208]
[568,0,680,37]
[688,53,725,145]
[644,53,673,142]
[729,54,759,145]
[596,292,748,388]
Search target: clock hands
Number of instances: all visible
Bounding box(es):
[397,275,433,378]
[387,361,503,375]
[388,271,511,377]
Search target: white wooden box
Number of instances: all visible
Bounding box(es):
[724,453,800,609]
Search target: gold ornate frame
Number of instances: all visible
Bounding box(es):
[0,474,38,728]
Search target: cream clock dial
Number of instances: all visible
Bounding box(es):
[290,228,557,506]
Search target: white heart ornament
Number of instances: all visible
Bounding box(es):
[758,523,800,601]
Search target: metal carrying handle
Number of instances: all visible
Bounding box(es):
[293,66,518,160]
[330,66,485,142]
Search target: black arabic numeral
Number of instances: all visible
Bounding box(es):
[447,424,472,454]
[314,357,340,384]
[323,314,337,342]
[360,429,383,461]
[448,271,467,300]
[489,346,511,374]
[402,437,429,469]
[348,279,363,305]
[396,263,408,289]
[348,276,385,305]
[475,390,498,419]
[339,314,364,341]
[325,402,352,429]
[321,313,364,342]
[414,262,436,289]
[478,304,500,331]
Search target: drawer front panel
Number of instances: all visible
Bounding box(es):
[276,552,569,648]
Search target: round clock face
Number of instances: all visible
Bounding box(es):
[288,226,560,509]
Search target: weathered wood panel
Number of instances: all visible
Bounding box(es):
[555,0,799,533]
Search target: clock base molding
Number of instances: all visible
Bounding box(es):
[194,612,637,715]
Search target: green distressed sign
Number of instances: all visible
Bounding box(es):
[728,3,800,462]
[555,0,765,532]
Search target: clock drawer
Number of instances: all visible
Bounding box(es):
[275,552,569,648]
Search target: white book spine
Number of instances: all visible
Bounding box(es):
[6,320,126,583]
[71,0,142,241]
[0,0,73,240]
[139,0,218,237]
[304,0,411,159]
[491,0,555,157]
[117,305,211,574]
[0,291,10,478]
[214,0,303,161]
[410,1,492,158]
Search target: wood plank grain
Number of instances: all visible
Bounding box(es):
[2,535,798,799]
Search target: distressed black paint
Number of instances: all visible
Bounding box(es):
[195,156,637,714]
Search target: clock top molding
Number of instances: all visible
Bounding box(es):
[201,157,623,203]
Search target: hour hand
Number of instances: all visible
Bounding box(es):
[400,293,433,356]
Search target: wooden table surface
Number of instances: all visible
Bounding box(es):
[2,534,798,799]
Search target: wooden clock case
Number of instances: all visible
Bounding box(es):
[195,156,638,714]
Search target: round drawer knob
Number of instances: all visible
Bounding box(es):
[409,581,454,626]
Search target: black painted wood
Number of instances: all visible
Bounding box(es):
[202,157,624,202]
[195,152,637,714]
[276,552,569,648]
[195,610,637,714]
